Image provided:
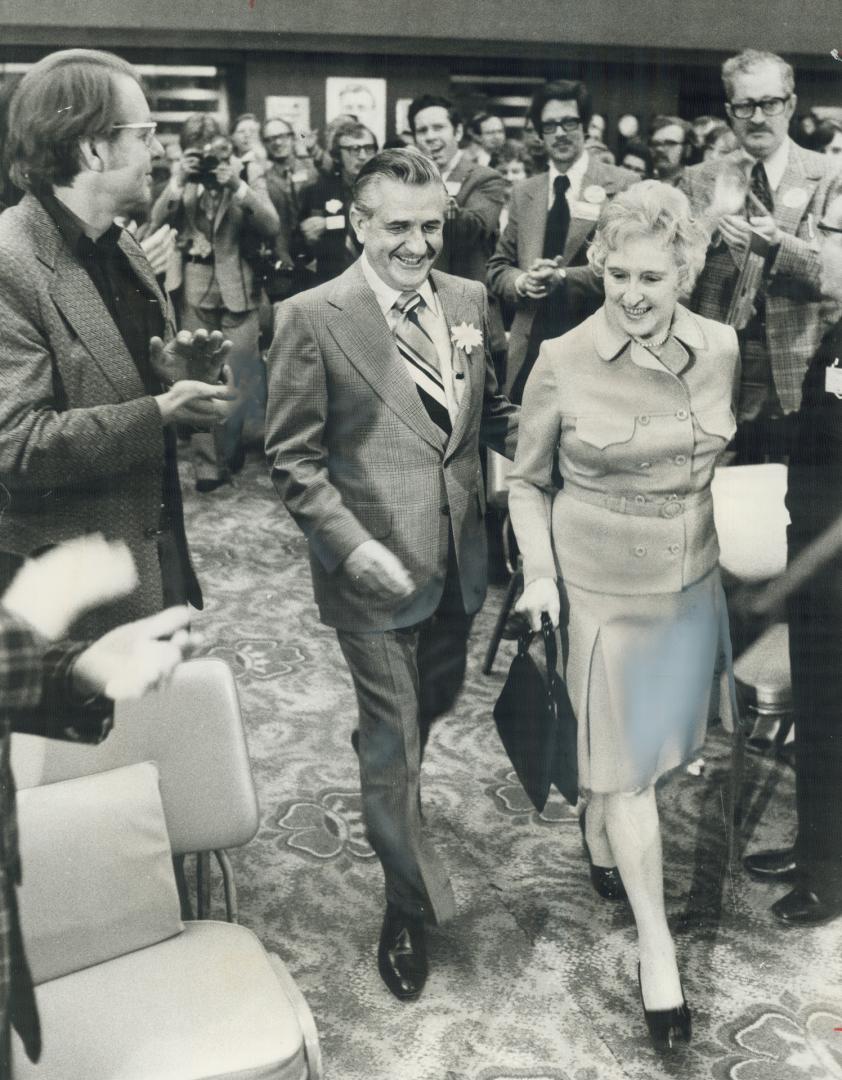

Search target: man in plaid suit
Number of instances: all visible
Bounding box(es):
[0,537,194,1072]
[680,49,842,459]
[266,148,518,1002]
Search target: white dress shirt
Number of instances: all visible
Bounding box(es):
[359,253,464,418]
[548,150,590,210]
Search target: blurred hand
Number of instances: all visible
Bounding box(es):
[2,536,138,641]
[343,539,414,601]
[150,327,232,385]
[73,606,199,701]
[140,225,178,277]
[514,576,560,632]
[301,215,327,244]
[747,213,782,246]
[178,150,201,185]
[303,130,320,154]
[154,363,236,426]
[718,214,753,260]
[517,258,565,299]
[214,155,243,192]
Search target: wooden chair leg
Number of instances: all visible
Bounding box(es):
[196,851,211,919]
[215,849,238,923]
[727,708,748,868]
[482,567,523,675]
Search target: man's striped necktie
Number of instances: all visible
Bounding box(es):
[393,290,451,435]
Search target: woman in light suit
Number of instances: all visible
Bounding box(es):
[508,181,739,1052]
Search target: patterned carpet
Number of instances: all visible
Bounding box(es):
[183,455,842,1080]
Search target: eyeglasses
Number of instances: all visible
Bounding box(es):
[112,121,158,147]
[729,96,790,119]
[817,221,842,235]
[339,143,376,156]
[539,118,583,136]
[649,138,684,148]
[265,131,294,142]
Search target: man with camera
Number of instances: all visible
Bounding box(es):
[150,113,279,490]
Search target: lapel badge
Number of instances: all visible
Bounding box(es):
[825,358,842,399]
[583,184,607,204]
[450,322,483,355]
[781,187,808,210]
[325,198,343,214]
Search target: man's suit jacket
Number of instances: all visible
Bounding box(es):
[150,164,279,313]
[0,194,199,638]
[265,260,519,632]
[680,140,842,414]
[486,156,638,396]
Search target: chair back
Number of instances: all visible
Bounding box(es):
[12,658,259,855]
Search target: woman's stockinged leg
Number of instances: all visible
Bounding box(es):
[583,792,615,866]
[604,786,683,1010]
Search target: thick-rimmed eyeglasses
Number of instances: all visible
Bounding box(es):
[650,138,684,149]
[729,96,790,119]
[539,118,582,136]
[339,143,376,156]
[266,132,294,143]
[112,122,158,147]
[817,221,842,235]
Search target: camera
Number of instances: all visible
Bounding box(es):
[195,136,233,188]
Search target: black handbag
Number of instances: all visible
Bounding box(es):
[493,613,579,811]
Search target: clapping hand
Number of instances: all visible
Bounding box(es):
[72,605,199,702]
[140,225,178,277]
[150,327,233,385]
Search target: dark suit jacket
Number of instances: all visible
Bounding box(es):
[265,260,519,632]
[486,155,638,395]
[680,140,842,414]
[0,194,199,638]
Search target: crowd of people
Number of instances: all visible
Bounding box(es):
[0,42,841,1069]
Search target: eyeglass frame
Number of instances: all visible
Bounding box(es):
[338,142,377,156]
[727,96,791,120]
[817,221,842,236]
[538,118,583,136]
[111,121,158,147]
[649,137,684,149]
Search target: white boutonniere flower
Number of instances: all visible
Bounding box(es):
[450,322,483,355]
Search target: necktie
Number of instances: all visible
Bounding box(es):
[393,291,452,435]
[543,174,571,259]
[749,160,774,215]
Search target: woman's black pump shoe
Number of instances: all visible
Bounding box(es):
[578,809,628,902]
[637,965,692,1052]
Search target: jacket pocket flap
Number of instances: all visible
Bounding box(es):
[574,414,636,449]
[695,409,737,442]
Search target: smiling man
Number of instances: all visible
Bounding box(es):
[0,49,231,638]
[266,147,518,1002]
[486,79,638,402]
[681,49,842,459]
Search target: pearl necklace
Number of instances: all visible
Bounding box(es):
[632,326,671,350]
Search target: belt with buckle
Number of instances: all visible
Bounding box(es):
[562,482,712,519]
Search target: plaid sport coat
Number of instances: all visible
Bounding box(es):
[0,609,112,1066]
[265,260,519,632]
[0,194,200,639]
[680,140,842,414]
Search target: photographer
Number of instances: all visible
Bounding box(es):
[150,113,279,491]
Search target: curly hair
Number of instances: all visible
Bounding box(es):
[587,180,710,293]
[5,48,140,194]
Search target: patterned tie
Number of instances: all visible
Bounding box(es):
[543,173,571,258]
[393,291,452,435]
[749,160,774,215]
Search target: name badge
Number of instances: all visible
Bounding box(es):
[445,180,462,197]
[825,359,842,398]
[325,214,345,230]
[570,200,601,222]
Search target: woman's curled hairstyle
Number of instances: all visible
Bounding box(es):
[587,180,710,293]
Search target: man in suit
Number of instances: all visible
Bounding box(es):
[0,536,196,1071]
[486,80,638,402]
[266,147,518,1001]
[0,48,230,639]
[680,49,842,459]
[150,113,279,490]
[742,193,842,926]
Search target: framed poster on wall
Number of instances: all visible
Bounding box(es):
[265,95,311,135]
[325,76,386,147]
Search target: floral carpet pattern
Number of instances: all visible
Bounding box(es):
[184,458,842,1080]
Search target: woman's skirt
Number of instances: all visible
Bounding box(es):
[559,565,737,795]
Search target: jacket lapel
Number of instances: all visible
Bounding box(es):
[119,232,176,337]
[773,142,820,237]
[561,156,612,264]
[523,174,549,268]
[326,265,446,451]
[434,273,477,457]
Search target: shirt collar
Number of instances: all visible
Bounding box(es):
[440,149,463,182]
[746,137,790,192]
[548,150,589,204]
[359,252,437,317]
[39,189,121,254]
[592,302,706,361]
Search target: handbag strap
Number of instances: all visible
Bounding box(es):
[517,613,558,671]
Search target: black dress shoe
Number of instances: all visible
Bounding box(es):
[377,904,427,1001]
[579,810,628,902]
[195,476,229,494]
[743,847,797,883]
[637,965,692,1053]
[771,886,842,927]
[227,444,246,475]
